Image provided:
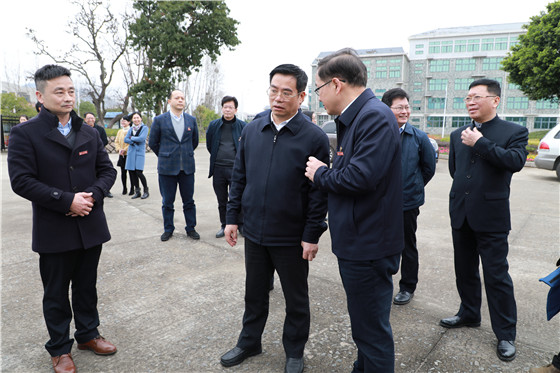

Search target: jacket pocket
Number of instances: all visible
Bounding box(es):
[484,191,508,200]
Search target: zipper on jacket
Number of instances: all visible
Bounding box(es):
[260,129,279,243]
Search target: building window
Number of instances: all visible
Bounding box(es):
[454,40,467,52]
[427,116,444,127]
[495,37,508,50]
[506,97,529,109]
[454,78,472,90]
[389,66,400,78]
[415,63,423,68]
[412,100,422,111]
[389,58,401,64]
[413,82,422,92]
[482,38,494,51]
[482,57,503,70]
[442,41,453,53]
[428,97,446,109]
[452,116,471,127]
[376,60,387,65]
[375,70,387,79]
[534,117,557,129]
[429,41,441,54]
[455,59,476,71]
[492,77,503,85]
[536,100,559,110]
[416,44,424,49]
[430,60,450,72]
[428,79,448,91]
[508,82,520,90]
[415,50,424,55]
[411,118,421,128]
[505,117,527,127]
[509,36,519,48]
[453,97,465,109]
[467,39,480,52]
[375,89,386,95]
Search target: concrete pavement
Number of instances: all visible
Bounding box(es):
[1,149,559,372]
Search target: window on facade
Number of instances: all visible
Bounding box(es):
[389,59,401,64]
[495,37,508,50]
[492,77,503,85]
[482,57,503,70]
[453,97,465,109]
[455,59,476,71]
[505,117,527,127]
[416,44,424,49]
[428,79,448,91]
[508,82,520,90]
[377,60,387,65]
[467,39,480,52]
[389,66,400,78]
[428,97,446,109]
[412,100,422,111]
[375,89,386,95]
[534,117,557,129]
[375,70,387,79]
[506,97,529,109]
[413,82,422,92]
[429,41,441,54]
[411,118,421,128]
[415,51,424,55]
[454,40,467,52]
[452,116,471,127]
[415,63,423,68]
[536,100,559,110]
[430,60,450,72]
[454,78,472,90]
[442,41,453,53]
[481,38,494,51]
[427,116,444,127]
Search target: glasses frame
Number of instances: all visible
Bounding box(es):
[314,78,346,95]
[267,87,299,100]
[390,105,411,112]
[463,95,497,103]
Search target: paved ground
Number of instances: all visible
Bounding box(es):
[1,149,559,373]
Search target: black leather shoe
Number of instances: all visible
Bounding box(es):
[128,188,135,196]
[161,232,173,241]
[220,346,262,367]
[122,187,127,195]
[439,315,481,328]
[285,357,304,373]
[497,340,516,361]
[216,228,225,238]
[106,191,113,198]
[393,291,413,305]
[141,188,149,199]
[186,229,200,240]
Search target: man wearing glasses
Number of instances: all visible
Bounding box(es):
[440,79,528,362]
[220,64,329,373]
[305,48,403,372]
[381,88,436,307]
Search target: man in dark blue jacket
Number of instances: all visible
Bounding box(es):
[306,48,403,373]
[8,65,117,373]
[382,88,436,306]
[206,96,246,238]
[220,64,329,373]
[440,79,528,362]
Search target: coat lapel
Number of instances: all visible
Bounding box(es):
[44,128,72,150]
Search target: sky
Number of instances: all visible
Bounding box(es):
[0,0,555,116]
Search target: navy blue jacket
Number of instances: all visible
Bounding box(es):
[449,115,528,232]
[226,111,329,246]
[8,109,116,253]
[401,123,436,211]
[149,111,199,176]
[206,116,246,177]
[313,89,404,261]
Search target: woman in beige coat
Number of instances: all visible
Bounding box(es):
[115,115,132,195]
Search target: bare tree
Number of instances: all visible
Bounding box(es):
[27,0,128,126]
[183,56,224,113]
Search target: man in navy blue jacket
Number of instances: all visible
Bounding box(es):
[220,64,329,373]
[206,96,246,238]
[382,88,436,306]
[440,79,528,362]
[306,48,403,373]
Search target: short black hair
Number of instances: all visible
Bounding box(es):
[269,64,308,93]
[469,79,501,97]
[168,90,184,99]
[34,64,71,93]
[317,48,367,87]
[222,96,238,108]
[19,115,29,120]
[130,111,142,121]
[381,88,410,107]
[84,112,95,118]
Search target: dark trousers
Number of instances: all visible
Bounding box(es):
[452,219,517,340]
[553,353,560,369]
[212,165,242,228]
[39,246,102,357]
[237,238,310,358]
[129,169,147,190]
[158,171,196,233]
[338,253,400,373]
[399,208,419,293]
[119,165,129,189]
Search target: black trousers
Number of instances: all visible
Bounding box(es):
[129,169,148,190]
[452,219,517,340]
[236,238,309,358]
[119,165,129,189]
[39,246,102,356]
[398,207,419,293]
[212,165,242,228]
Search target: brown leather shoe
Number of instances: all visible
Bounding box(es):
[51,353,76,373]
[77,335,117,355]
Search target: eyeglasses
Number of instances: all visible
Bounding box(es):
[390,105,410,112]
[314,79,346,95]
[463,95,497,103]
[267,87,299,100]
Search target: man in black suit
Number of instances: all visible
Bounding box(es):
[440,79,528,362]
[8,65,117,373]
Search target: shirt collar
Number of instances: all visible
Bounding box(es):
[170,110,183,121]
[57,118,72,136]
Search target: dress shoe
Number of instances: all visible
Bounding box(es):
[530,364,560,373]
[51,353,76,373]
[393,290,414,305]
[128,188,135,196]
[186,229,200,240]
[439,315,481,329]
[497,340,516,361]
[77,335,117,355]
[285,357,304,373]
[141,188,149,199]
[122,187,127,195]
[161,231,173,241]
[106,191,113,198]
[131,188,141,199]
[220,346,262,367]
[216,228,225,238]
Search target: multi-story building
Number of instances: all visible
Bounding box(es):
[309,22,559,134]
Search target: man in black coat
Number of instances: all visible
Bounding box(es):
[440,79,528,362]
[8,65,117,373]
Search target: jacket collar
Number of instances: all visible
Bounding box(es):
[39,107,84,131]
[336,88,375,128]
[258,109,305,136]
